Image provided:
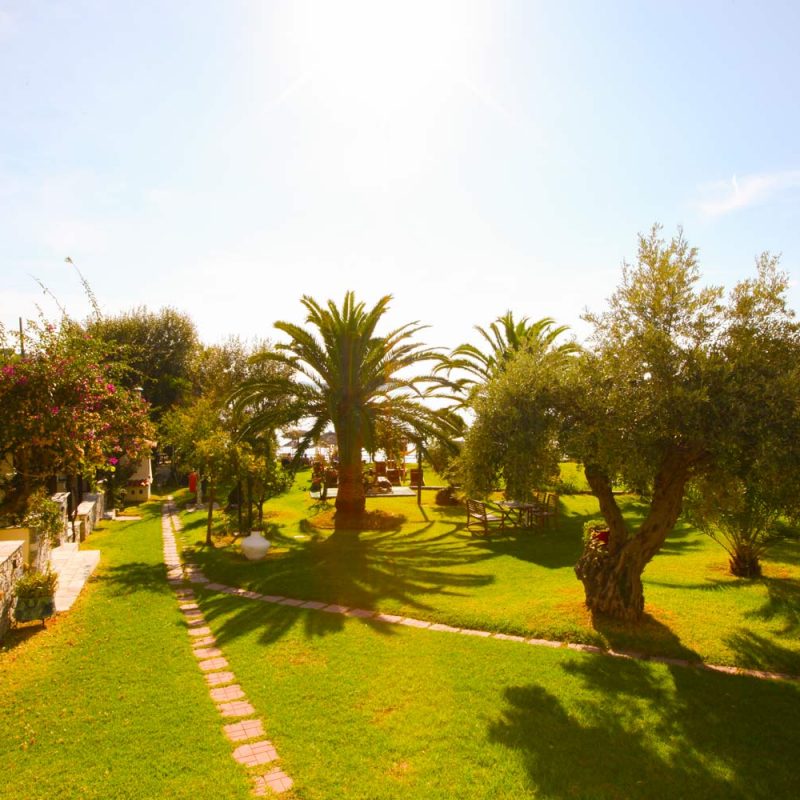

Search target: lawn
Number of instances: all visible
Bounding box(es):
[194,588,800,800]
[179,469,800,674]
[0,500,252,800]
[2,492,799,799]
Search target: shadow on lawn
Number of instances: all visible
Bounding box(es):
[191,522,499,649]
[488,655,800,799]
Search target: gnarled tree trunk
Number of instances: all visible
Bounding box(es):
[575,449,693,620]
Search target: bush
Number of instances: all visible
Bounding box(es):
[435,487,461,506]
[23,489,65,547]
[14,567,58,599]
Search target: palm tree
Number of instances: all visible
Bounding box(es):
[436,311,579,404]
[231,292,459,515]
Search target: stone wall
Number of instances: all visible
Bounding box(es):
[0,540,24,641]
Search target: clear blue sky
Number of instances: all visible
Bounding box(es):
[2,1,799,348]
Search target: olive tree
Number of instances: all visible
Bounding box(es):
[461,226,800,620]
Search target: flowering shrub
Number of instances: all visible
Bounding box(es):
[0,319,155,504]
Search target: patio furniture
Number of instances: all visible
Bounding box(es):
[499,500,538,528]
[375,461,387,476]
[408,468,424,487]
[530,493,559,529]
[466,499,505,536]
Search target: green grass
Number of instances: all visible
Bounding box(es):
[0,499,252,800]
[2,488,799,798]
[194,589,800,799]
[179,470,800,674]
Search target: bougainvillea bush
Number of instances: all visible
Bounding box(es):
[0,318,155,509]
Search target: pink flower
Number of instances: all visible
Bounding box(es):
[50,406,60,414]
[108,456,119,465]
[2,365,14,377]
[106,383,116,394]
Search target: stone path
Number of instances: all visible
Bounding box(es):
[50,543,101,612]
[161,503,294,797]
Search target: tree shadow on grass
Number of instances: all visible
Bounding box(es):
[724,630,800,675]
[184,520,499,648]
[590,610,702,664]
[488,654,800,799]
[94,561,174,596]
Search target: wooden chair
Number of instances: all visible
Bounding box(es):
[465,499,505,536]
[374,461,387,477]
[408,468,424,487]
[532,493,559,529]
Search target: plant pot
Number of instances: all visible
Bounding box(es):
[241,532,271,561]
[14,595,55,623]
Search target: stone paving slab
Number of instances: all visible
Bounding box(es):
[205,671,237,686]
[51,549,101,612]
[218,700,256,718]
[191,635,217,647]
[187,626,212,637]
[233,740,278,767]
[210,684,245,702]
[254,769,294,795]
[224,719,265,742]
[194,647,223,660]
[199,657,229,672]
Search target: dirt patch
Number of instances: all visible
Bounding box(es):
[307,509,406,531]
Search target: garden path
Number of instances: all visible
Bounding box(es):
[162,501,294,797]
[50,542,100,612]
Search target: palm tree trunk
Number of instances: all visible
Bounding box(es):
[335,457,365,514]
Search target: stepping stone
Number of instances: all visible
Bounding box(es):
[210,684,245,702]
[186,616,206,627]
[278,598,304,607]
[180,603,200,612]
[191,635,217,647]
[194,647,223,659]
[300,600,327,610]
[260,595,285,603]
[374,613,402,624]
[241,591,263,600]
[493,633,526,642]
[321,604,349,614]
[528,638,562,648]
[187,626,212,637]
[459,628,491,637]
[218,700,255,717]
[205,582,228,591]
[399,617,430,628]
[224,719,265,742]
[567,643,605,654]
[233,740,278,767]
[429,623,460,633]
[346,608,375,619]
[188,575,209,584]
[167,579,184,586]
[205,671,236,686]
[253,769,294,795]
[199,657,229,672]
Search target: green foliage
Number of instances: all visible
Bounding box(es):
[0,318,155,505]
[460,346,564,500]
[13,567,58,599]
[582,518,609,544]
[231,291,461,513]
[89,306,199,418]
[435,311,578,406]
[22,490,64,547]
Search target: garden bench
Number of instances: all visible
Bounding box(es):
[465,499,505,536]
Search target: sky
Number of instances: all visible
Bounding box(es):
[2,0,799,351]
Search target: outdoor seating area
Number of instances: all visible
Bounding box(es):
[466,492,559,536]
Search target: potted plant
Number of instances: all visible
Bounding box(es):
[13,567,58,623]
[583,519,610,547]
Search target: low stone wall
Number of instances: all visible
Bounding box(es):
[0,540,24,641]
